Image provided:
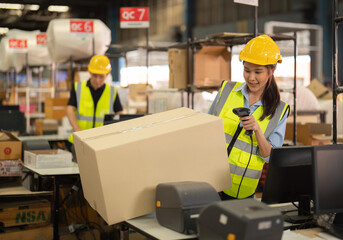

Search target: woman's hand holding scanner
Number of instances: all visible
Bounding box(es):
[232,107,253,136]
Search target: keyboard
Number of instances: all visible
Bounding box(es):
[270,203,298,213]
[325,224,343,239]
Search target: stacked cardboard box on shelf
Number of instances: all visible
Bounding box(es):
[0,178,52,239]
[0,131,52,237]
[0,131,23,176]
[168,46,231,89]
[44,97,69,120]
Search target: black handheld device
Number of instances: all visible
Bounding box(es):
[232,107,253,136]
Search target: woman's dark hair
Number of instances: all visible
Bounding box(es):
[260,64,280,121]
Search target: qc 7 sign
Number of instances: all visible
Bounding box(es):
[120,7,149,29]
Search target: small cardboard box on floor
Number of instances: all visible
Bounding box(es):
[73,107,231,225]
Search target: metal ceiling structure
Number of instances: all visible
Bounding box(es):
[0,0,111,32]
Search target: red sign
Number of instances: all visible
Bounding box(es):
[8,39,27,49]
[36,33,47,45]
[70,20,94,33]
[120,7,149,28]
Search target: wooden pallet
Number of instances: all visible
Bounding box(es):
[0,199,50,227]
[0,224,53,240]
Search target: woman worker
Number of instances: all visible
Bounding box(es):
[209,34,290,200]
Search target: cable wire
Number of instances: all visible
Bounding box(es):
[236,135,254,199]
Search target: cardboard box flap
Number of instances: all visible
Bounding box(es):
[75,107,200,140]
[26,149,68,155]
[206,32,250,39]
[77,109,212,151]
[198,45,229,55]
[0,130,20,142]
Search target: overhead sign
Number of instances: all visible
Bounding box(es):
[70,20,94,36]
[36,33,47,45]
[234,0,258,6]
[8,39,27,49]
[120,7,149,29]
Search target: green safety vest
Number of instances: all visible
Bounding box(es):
[212,81,289,198]
[68,81,117,143]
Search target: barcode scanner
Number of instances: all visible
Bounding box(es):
[233,107,253,136]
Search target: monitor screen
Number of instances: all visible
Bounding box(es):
[0,105,19,111]
[0,110,26,133]
[262,145,313,204]
[312,144,343,215]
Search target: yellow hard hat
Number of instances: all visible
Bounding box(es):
[88,55,111,74]
[239,34,282,65]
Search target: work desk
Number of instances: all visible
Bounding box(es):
[23,163,80,240]
[18,134,69,142]
[124,213,197,240]
[123,211,340,240]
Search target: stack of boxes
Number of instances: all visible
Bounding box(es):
[0,130,52,239]
[0,131,22,177]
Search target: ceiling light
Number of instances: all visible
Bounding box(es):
[0,3,24,10]
[26,4,39,11]
[0,27,9,34]
[48,5,69,12]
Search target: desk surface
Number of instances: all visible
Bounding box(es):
[125,213,197,240]
[23,162,79,176]
[18,134,69,142]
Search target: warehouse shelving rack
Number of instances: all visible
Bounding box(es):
[108,43,186,114]
[11,54,55,133]
[332,0,343,144]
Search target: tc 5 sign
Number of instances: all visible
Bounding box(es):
[120,7,149,29]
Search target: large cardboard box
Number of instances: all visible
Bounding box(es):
[193,45,231,88]
[73,107,231,225]
[45,97,69,120]
[168,48,188,89]
[0,131,22,160]
[24,149,72,169]
[285,123,332,145]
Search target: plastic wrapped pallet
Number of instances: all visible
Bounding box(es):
[9,29,52,69]
[0,29,51,72]
[47,19,111,63]
[0,36,12,72]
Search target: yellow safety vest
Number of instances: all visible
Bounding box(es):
[68,81,117,143]
[212,81,289,198]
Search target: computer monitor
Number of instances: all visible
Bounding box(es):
[312,144,343,237]
[0,104,19,111]
[262,146,314,223]
[0,110,26,133]
[104,114,145,125]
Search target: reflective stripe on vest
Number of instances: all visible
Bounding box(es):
[68,81,117,143]
[212,81,289,198]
